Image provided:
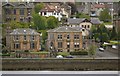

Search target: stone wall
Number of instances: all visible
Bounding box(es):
[2,59,119,71]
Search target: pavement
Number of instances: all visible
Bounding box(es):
[2,74,118,76]
[1,71,119,76]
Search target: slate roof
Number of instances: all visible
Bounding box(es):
[2,2,34,8]
[67,18,102,25]
[90,18,102,25]
[67,18,86,25]
[72,26,90,32]
[93,4,105,8]
[47,26,82,33]
[40,4,61,12]
[10,28,40,35]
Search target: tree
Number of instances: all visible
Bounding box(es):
[92,24,110,42]
[33,13,47,30]
[100,33,109,42]
[46,16,59,29]
[110,26,117,40]
[76,13,90,19]
[88,45,97,58]
[34,3,45,13]
[67,2,78,15]
[99,8,111,22]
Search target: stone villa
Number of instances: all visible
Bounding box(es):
[6,28,41,51]
[2,2,34,23]
[47,26,83,52]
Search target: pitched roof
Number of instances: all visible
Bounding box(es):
[90,18,102,25]
[40,4,61,12]
[47,26,81,33]
[93,4,105,8]
[72,26,90,31]
[10,28,40,35]
[2,2,34,8]
[67,18,102,25]
[67,18,86,24]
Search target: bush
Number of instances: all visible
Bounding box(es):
[70,51,88,55]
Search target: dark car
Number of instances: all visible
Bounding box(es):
[66,55,74,58]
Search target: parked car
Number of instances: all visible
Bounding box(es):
[99,47,104,52]
[66,55,74,58]
[56,55,63,58]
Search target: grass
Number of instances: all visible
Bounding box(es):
[110,41,120,45]
[30,51,50,54]
[57,52,70,57]
[102,40,120,47]
[104,22,112,25]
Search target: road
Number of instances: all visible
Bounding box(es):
[96,48,118,58]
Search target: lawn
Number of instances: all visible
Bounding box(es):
[110,41,120,45]
[104,22,112,25]
[57,52,70,57]
[30,51,50,54]
[102,41,120,47]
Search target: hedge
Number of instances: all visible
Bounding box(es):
[70,51,88,55]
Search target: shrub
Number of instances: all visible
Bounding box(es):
[70,51,88,55]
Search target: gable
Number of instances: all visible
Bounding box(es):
[2,3,14,7]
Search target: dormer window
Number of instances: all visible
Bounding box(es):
[14,35,19,40]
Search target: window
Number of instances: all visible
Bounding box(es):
[88,25,90,28]
[67,49,70,52]
[50,34,54,39]
[14,35,19,40]
[54,13,56,15]
[5,9,11,15]
[44,12,46,15]
[84,25,86,28]
[82,25,84,27]
[20,8,24,15]
[67,45,70,48]
[82,29,85,31]
[20,18,24,22]
[58,34,62,39]
[50,42,53,46]
[14,43,20,49]
[74,43,79,48]
[30,35,35,40]
[24,35,27,40]
[67,42,70,48]
[13,9,16,15]
[30,42,35,49]
[14,17,16,21]
[58,42,62,48]
[67,34,70,39]
[74,34,79,39]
